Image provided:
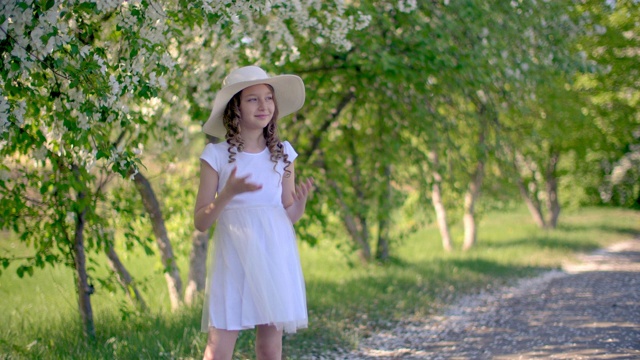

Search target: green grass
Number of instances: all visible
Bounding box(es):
[1,206,639,359]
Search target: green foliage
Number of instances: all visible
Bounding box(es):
[571,0,640,207]
[277,0,591,255]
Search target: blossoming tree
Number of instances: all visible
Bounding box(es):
[0,0,368,338]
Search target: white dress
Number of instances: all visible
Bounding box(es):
[200,141,308,334]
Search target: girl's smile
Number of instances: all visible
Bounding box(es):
[239,84,275,131]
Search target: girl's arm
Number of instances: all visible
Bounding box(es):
[282,162,314,223]
[194,162,262,232]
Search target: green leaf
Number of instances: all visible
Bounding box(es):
[75,1,97,13]
[16,265,29,278]
[143,244,154,256]
[45,254,58,264]
[96,150,108,160]
[43,0,55,12]
[138,85,153,99]
[35,254,45,268]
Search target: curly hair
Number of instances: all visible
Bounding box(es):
[222,85,292,179]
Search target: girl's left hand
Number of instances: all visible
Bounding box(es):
[293,177,314,204]
[284,177,314,223]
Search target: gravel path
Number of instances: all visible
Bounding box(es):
[325,238,640,359]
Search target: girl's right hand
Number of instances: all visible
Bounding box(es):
[223,167,262,196]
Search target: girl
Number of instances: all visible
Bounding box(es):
[194,66,313,360]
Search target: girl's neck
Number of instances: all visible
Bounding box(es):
[242,130,267,153]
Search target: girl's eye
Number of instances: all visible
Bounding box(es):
[266,96,273,101]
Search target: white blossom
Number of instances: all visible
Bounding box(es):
[79,45,91,58]
[594,24,607,35]
[33,146,48,163]
[1,0,363,175]
[397,0,417,13]
[132,143,144,155]
[0,168,9,181]
[157,75,167,90]
[13,100,27,127]
[93,54,107,74]
[109,75,121,96]
[0,96,9,134]
[75,111,90,131]
[161,53,175,68]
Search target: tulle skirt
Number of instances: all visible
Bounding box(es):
[201,205,308,334]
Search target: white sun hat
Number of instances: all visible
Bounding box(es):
[202,66,306,138]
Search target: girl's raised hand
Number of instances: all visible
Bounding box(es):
[285,177,314,223]
[224,167,263,196]
[293,177,314,204]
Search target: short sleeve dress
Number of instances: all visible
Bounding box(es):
[199,141,308,334]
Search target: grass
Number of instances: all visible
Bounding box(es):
[1,206,638,359]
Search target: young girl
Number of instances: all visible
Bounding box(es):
[194,66,313,360]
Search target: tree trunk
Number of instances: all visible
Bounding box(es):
[132,170,183,310]
[516,177,546,228]
[329,179,371,261]
[433,181,452,252]
[512,151,547,228]
[323,131,372,262]
[375,165,391,261]
[343,210,371,261]
[359,215,370,259]
[545,151,561,228]
[462,94,490,251]
[106,245,147,311]
[462,159,485,251]
[428,150,452,251]
[185,229,209,306]
[73,190,95,339]
[349,130,371,261]
[375,222,389,262]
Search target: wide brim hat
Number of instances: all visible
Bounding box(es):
[203,66,305,138]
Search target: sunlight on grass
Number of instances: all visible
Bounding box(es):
[1,207,638,359]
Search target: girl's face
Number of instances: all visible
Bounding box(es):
[238,84,275,133]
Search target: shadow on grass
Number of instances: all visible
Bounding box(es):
[481,234,601,253]
[447,257,545,278]
[558,222,640,238]
[503,219,638,252]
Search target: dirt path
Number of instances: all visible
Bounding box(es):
[328,239,640,359]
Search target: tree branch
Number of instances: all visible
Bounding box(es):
[0,27,71,81]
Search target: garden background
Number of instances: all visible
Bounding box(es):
[1,0,639,358]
